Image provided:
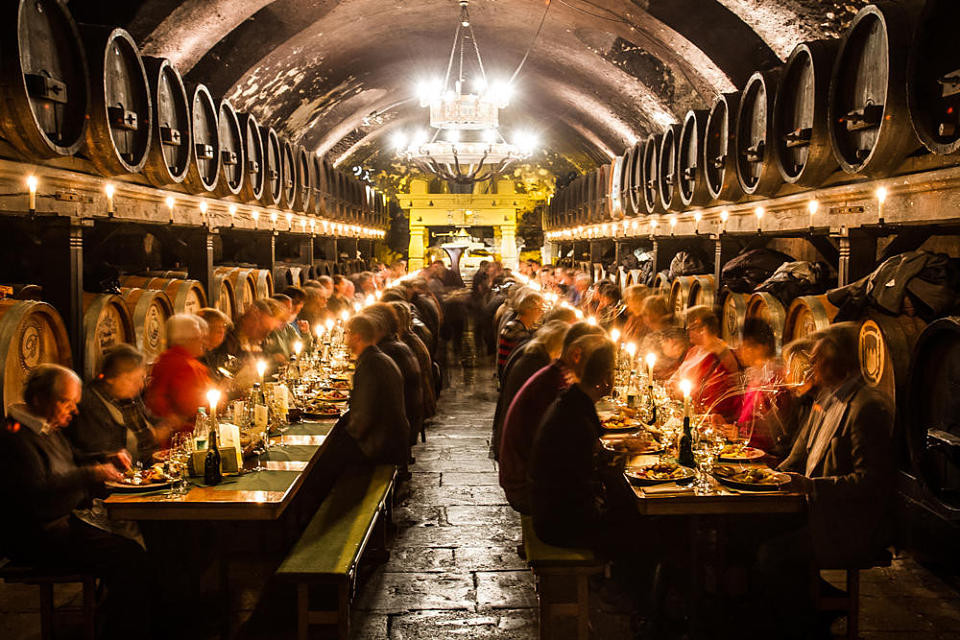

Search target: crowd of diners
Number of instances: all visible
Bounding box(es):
[485,258,896,638]
[0,259,454,637]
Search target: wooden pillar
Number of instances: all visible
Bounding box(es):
[37,218,88,373]
[183,227,216,299]
[837,229,877,287]
[713,236,739,289]
[297,236,314,266]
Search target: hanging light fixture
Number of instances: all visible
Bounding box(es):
[394,0,534,190]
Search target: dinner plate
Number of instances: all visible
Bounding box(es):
[316,393,349,403]
[303,409,341,419]
[105,479,173,493]
[713,464,790,491]
[624,463,695,485]
[600,434,663,456]
[600,418,641,432]
[719,446,766,461]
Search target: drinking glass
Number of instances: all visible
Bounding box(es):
[693,426,723,495]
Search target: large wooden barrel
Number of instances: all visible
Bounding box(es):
[237,113,264,202]
[118,276,206,314]
[669,276,694,316]
[183,83,220,193]
[828,2,921,176]
[314,155,332,215]
[745,292,787,353]
[623,141,643,216]
[294,145,314,213]
[214,98,244,197]
[260,125,282,207]
[118,287,172,366]
[705,92,744,203]
[688,275,716,308]
[582,168,599,221]
[279,138,297,210]
[678,110,711,208]
[0,0,89,158]
[774,41,839,186]
[783,294,838,343]
[214,266,257,317]
[658,124,682,211]
[907,0,960,155]
[274,264,306,289]
[210,270,236,321]
[651,271,671,296]
[905,317,960,510]
[0,300,72,412]
[858,311,926,409]
[641,133,663,214]
[720,291,749,347]
[617,144,634,217]
[254,268,273,299]
[80,27,152,175]
[736,69,783,197]
[141,57,191,187]
[82,293,135,380]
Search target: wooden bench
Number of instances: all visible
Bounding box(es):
[815,549,893,640]
[521,516,604,640]
[277,464,396,640]
[0,559,97,640]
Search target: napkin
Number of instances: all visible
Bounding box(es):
[641,483,695,496]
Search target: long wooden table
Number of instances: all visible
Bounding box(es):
[104,420,335,521]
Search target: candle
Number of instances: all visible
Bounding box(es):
[285,212,293,229]
[586,316,598,326]
[26,175,37,211]
[270,211,278,228]
[610,328,621,344]
[315,324,324,341]
[755,206,765,233]
[808,200,819,229]
[645,352,657,383]
[876,186,887,224]
[104,182,115,214]
[625,342,637,371]
[340,310,350,323]
[365,294,375,307]
[720,209,729,233]
[375,290,383,300]
[256,359,267,385]
[293,340,303,357]
[252,210,259,226]
[353,302,362,313]
[679,378,692,418]
[207,388,221,418]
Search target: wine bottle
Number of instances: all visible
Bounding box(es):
[204,426,223,485]
[678,415,694,467]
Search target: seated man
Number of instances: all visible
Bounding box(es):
[0,364,147,636]
[209,298,285,384]
[145,314,212,438]
[197,307,232,381]
[497,291,544,380]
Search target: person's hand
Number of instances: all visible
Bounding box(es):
[108,449,132,470]
[297,320,310,334]
[92,463,124,483]
[785,472,813,494]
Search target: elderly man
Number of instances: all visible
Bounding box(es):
[146,314,212,437]
[210,298,285,367]
[0,364,148,636]
[497,291,544,380]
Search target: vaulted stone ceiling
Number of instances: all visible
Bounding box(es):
[68,0,868,178]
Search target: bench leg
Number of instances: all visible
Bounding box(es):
[577,573,590,640]
[39,583,54,640]
[847,570,860,640]
[82,577,97,640]
[297,583,309,640]
[338,580,351,640]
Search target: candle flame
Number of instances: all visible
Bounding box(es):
[340,310,350,322]
[645,352,657,367]
[325,318,334,330]
[679,378,692,398]
[206,388,221,413]
[26,175,38,192]
[293,340,303,356]
[875,186,888,204]
[315,324,324,338]
[610,328,621,343]
[624,342,637,356]
[586,316,598,326]
[104,183,115,198]
[256,360,267,379]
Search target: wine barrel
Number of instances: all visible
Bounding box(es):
[141,57,190,187]
[209,270,236,321]
[260,125,282,207]
[720,291,749,347]
[688,275,716,308]
[658,124,682,212]
[905,317,960,510]
[858,312,926,409]
[80,27,152,175]
[622,141,642,217]
[214,266,257,317]
[705,92,745,203]
[783,294,838,343]
[736,69,783,197]
[828,2,921,176]
[294,145,314,213]
[0,300,72,412]
[183,83,220,193]
[313,154,329,215]
[745,292,787,353]
[0,0,89,158]
[214,98,244,197]
[118,287,172,366]
[274,264,305,289]
[82,293,135,380]
[618,144,635,217]
[608,156,623,219]
[254,268,273,298]
[582,168,599,222]
[237,113,265,202]
[669,276,694,316]
[280,138,297,210]
[773,41,839,186]
[907,0,960,155]
[652,272,671,295]
[641,133,663,214]
[118,276,206,314]
[678,110,711,208]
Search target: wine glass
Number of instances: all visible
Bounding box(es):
[693,425,723,495]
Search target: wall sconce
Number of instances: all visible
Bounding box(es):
[754,206,765,233]
[876,186,887,225]
[104,182,115,216]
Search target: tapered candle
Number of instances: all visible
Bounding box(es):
[625,342,637,369]
[104,182,115,214]
[679,378,692,418]
[256,360,267,385]
[207,388,221,418]
[645,352,657,383]
[610,328,621,344]
[26,175,37,211]
[293,340,303,357]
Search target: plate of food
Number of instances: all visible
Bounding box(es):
[106,464,173,492]
[624,461,695,485]
[600,415,640,432]
[302,399,342,418]
[713,464,790,491]
[719,444,766,461]
[317,389,349,403]
[328,379,352,390]
[600,432,663,455]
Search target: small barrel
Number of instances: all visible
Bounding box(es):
[736,69,783,197]
[118,276,206,314]
[652,272,671,295]
[279,137,297,210]
[183,83,220,193]
[214,98,244,197]
[641,133,663,214]
[678,109,711,208]
[907,0,960,155]
[688,275,716,308]
[773,41,839,186]
[828,2,921,176]
[80,26,152,175]
[82,293,135,380]
[745,292,787,353]
[0,0,89,158]
[582,168,599,221]
[858,312,926,409]
[210,270,236,321]
[274,264,305,289]
[658,124,682,212]
[783,294,838,343]
[141,57,191,187]
[260,125,282,207]
[294,145,314,212]
[118,287,172,366]
[720,291,749,348]
[0,299,72,412]
[237,113,265,202]
[253,268,273,298]
[669,276,694,316]
[214,266,257,317]
[705,92,745,203]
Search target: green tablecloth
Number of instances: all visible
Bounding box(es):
[285,420,335,437]
[263,445,318,462]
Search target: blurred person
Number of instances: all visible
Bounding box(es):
[595,281,626,330]
[497,291,544,380]
[145,314,212,436]
[731,318,792,456]
[327,275,354,315]
[621,284,652,342]
[388,259,407,282]
[670,305,740,419]
[300,282,330,326]
[210,298,286,371]
[316,275,335,299]
[568,272,591,306]
[640,294,674,333]
[389,301,437,419]
[542,305,578,325]
[355,271,377,298]
[197,307,232,380]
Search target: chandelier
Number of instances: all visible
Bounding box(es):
[393,0,536,190]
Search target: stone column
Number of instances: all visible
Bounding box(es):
[408,225,427,271]
[499,223,518,271]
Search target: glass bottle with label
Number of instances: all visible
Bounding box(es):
[204,426,223,485]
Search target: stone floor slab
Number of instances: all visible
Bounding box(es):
[389,609,537,640]
[383,547,456,573]
[394,523,521,548]
[394,504,444,527]
[418,457,497,473]
[354,571,475,612]
[475,571,538,610]
[446,505,518,526]
[408,485,509,507]
[441,472,500,486]
[455,547,529,572]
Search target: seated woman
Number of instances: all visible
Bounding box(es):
[670,305,740,419]
[67,344,162,466]
[621,284,652,342]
